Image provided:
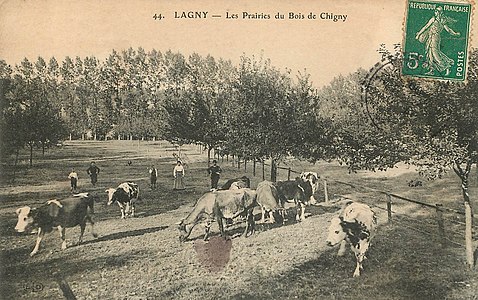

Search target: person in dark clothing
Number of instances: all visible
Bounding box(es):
[207,160,222,190]
[86,162,100,186]
[149,165,158,190]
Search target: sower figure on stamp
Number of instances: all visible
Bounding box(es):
[68,168,78,193]
[207,160,222,191]
[149,164,158,190]
[415,6,460,76]
[86,161,100,186]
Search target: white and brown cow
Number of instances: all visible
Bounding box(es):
[105,182,140,219]
[300,171,319,205]
[256,180,283,224]
[326,201,377,277]
[15,193,98,257]
[178,188,257,242]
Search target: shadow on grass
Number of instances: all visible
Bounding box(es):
[80,225,168,246]
[0,248,155,300]
[228,224,469,300]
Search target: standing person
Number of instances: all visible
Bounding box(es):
[86,161,100,186]
[207,160,222,191]
[68,168,78,193]
[149,164,158,190]
[173,160,185,190]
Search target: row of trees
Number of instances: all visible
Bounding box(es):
[0,49,323,171]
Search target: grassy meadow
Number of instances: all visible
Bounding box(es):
[0,140,477,300]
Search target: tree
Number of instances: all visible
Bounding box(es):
[323,46,478,267]
[228,54,301,180]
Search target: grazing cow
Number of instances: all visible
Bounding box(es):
[220,176,251,190]
[326,201,377,277]
[300,171,320,205]
[275,179,312,222]
[256,181,283,224]
[105,182,140,219]
[178,188,257,242]
[15,193,98,257]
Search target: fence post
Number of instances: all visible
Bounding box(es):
[253,160,256,177]
[386,193,392,223]
[435,204,446,248]
[288,167,291,181]
[244,159,247,171]
[323,179,329,204]
[465,201,474,269]
[262,162,265,180]
[238,157,241,169]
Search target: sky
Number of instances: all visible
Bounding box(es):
[0,0,476,88]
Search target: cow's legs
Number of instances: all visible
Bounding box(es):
[351,241,370,277]
[300,202,306,221]
[242,210,255,237]
[30,228,44,257]
[337,240,347,256]
[217,216,225,238]
[57,225,68,250]
[353,251,365,277]
[296,202,305,222]
[268,211,276,224]
[260,206,266,224]
[203,220,212,241]
[310,195,317,205]
[130,201,135,217]
[86,215,98,238]
[117,202,125,219]
[78,223,86,245]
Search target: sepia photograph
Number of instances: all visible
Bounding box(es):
[0,0,477,299]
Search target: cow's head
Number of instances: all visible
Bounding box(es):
[105,188,116,205]
[177,219,193,242]
[15,206,35,233]
[326,217,347,246]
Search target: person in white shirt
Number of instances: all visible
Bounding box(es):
[68,168,79,193]
[149,165,158,190]
[173,161,185,190]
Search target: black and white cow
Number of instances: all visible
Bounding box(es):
[300,171,319,205]
[274,179,312,222]
[326,201,377,277]
[15,193,98,257]
[105,182,140,219]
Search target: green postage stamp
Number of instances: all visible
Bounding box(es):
[402,0,472,81]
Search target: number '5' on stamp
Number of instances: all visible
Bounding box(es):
[402,0,472,81]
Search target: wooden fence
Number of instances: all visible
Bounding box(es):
[215,152,477,269]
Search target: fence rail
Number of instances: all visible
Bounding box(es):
[219,155,476,268]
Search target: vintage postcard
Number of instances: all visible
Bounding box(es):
[1,0,477,299]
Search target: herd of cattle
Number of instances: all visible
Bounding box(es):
[13,171,377,277]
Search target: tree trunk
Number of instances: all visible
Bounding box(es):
[69,133,72,141]
[270,159,277,182]
[42,142,46,156]
[207,147,212,167]
[12,149,19,184]
[454,161,474,268]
